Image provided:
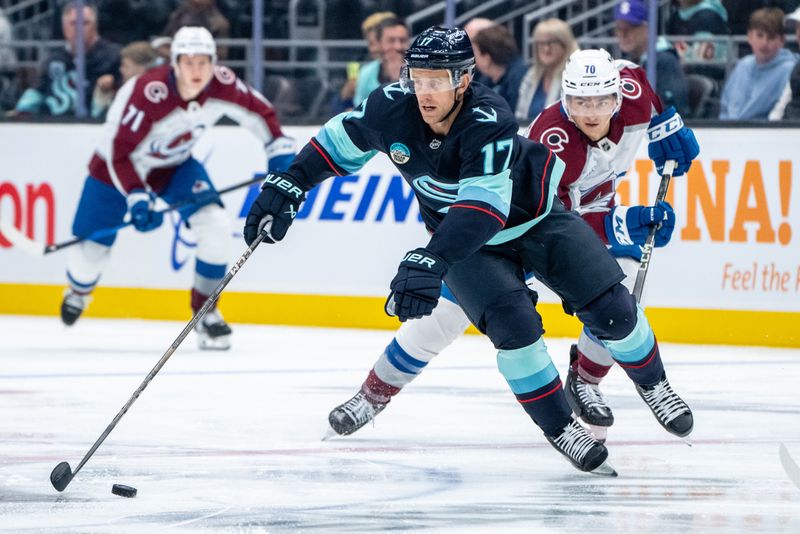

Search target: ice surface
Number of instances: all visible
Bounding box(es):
[1,315,798,532]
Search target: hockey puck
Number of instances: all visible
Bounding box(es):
[111,484,137,498]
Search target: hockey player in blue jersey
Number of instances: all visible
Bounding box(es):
[244,27,692,476]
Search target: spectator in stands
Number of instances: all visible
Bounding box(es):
[163,0,230,58]
[92,41,159,118]
[472,24,528,112]
[614,0,690,115]
[150,36,173,63]
[515,18,578,121]
[12,1,120,117]
[333,11,397,113]
[667,0,730,81]
[720,7,797,120]
[769,7,800,119]
[464,17,496,86]
[353,16,409,107]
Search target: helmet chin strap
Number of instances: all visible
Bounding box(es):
[438,87,463,124]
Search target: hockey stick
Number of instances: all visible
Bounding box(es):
[49,226,270,492]
[0,176,263,257]
[632,159,676,303]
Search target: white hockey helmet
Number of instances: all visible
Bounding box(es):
[561,49,621,117]
[171,26,217,65]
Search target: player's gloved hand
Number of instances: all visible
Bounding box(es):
[127,190,163,232]
[604,202,676,260]
[386,248,449,322]
[647,106,699,177]
[265,136,296,173]
[243,171,305,245]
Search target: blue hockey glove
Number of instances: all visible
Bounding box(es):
[127,190,163,232]
[386,248,449,322]
[265,136,296,173]
[604,202,676,260]
[647,106,700,177]
[243,171,305,245]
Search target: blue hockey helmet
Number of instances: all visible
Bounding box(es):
[400,26,475,94]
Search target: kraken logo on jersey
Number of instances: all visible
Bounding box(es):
[412,175,459,207]
[472,106,497,123]
[390,142,411,164]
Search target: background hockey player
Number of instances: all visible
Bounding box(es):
[244,27,693,475]
[325,48,699,444]
[60,26,295,350]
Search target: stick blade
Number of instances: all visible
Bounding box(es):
[0,219,46,256]
[50,461,73,492]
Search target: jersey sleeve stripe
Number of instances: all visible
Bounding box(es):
[309,138,345,176]
[456,169,512,216]
[449,204,506,226]
[316,114,377,173]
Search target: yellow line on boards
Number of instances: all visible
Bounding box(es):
[1,283,798,347]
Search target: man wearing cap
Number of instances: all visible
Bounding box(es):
[614,0,690,115]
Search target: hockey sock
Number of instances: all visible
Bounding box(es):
[361,369,401,404]
[497,338,573,436]
[372,338,433,392]
[575,328,614,384]
[603,306,664,386]
[191,258,226,313]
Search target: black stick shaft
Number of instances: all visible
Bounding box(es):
[69,232,267,478]
[632,161,675,302]
[45,176,263,254]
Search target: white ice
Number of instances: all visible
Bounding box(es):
[1,315,799,533]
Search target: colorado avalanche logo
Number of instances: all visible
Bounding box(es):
[144,81,168,104]
[539,127,569,153]
[149,125,206,159]
[620,78,642,100]
[214,66,236,85]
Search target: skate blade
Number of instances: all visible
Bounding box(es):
[682,436,693,447]
[588,424,608,443]
[589,460,618,477]
[197,335,231,351]
[321,425,341,441]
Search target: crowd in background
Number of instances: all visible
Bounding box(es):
[2,0,800,122]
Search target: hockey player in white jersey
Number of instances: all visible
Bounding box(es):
[328,49,699,440]
[60,27,294,349]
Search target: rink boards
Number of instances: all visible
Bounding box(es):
[0,123,798,347]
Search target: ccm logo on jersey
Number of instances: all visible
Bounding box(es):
[264,173,304,199]
[402,252,438,269]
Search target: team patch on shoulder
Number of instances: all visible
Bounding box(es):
[389,142,411,164]
[620,78,642,99]
[214,66,236,85]
[472,106,497,123]
[539,127,569,153]
[144,81,168,104]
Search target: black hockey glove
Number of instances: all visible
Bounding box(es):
[243,172,306,245]
[386,248,449,322]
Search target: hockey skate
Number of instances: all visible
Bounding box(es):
[636,372,694,437]
[60,290,90,326]
[327,390,386,437]
[195,308,232,350]
[545,419,617,477]
[565,345,614,442]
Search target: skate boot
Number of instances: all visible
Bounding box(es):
[328,390,386,436]
[60,290,90,326]
[195,308,232,350]
[565,345,613,441]
[545,419,617,476]
[636,372,694,437]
